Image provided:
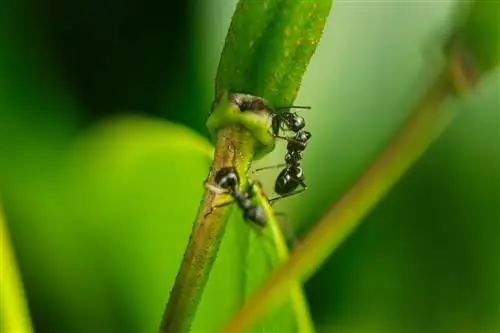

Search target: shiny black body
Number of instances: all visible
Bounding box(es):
[259,108,312,198]
[274,129,311,195]
[286,131,311,152]
[271,111,306,137]
[266,105,312,197]
[275,166,303,194]
[215,167,266,227]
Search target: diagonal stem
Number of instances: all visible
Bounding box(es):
[252,184,315,333]
[160,125,257,333]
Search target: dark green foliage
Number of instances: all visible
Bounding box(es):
[452,0,500,73]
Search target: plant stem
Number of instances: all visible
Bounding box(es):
[0,201,34,333]
[219,64,469,332]
[253,185,315,333]
[160,125,257,333]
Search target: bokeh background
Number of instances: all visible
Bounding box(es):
[1,0,498,332]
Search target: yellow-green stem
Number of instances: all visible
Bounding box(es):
[160,125,257,333]
[253,186,315,333]
[0,201,34,333]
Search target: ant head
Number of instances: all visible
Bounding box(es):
[290,114,305,132]
[215,167,240,189]
[277,112,305,132]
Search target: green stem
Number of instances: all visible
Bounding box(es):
[0,201,34,333]
[220,50,481,332]
[253,186,315,333]
[160,125,257,333]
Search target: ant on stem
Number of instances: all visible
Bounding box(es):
[204,166,266,227]
[254,105,312,204]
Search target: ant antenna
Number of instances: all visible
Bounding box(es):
[274,105,312,111]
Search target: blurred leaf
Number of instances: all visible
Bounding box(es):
[0,202,33,333]
[215,0,333,106]
[4,115,308,332]
[455,0,500,74]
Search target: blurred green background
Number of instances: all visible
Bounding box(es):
[1,0,498,332]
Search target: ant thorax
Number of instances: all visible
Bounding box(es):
[274,166,304,195]
[296,130,311,141]
[285,151,303,164]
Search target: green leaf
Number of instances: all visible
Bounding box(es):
[215,0,333,107]
[0,203,33,333]
[460,0,500,73]
[4,115,308,332]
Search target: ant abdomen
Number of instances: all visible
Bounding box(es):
[274,167,303,195]
[245,206,265,227]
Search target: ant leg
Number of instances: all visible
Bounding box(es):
[274,135,304,145]
[274,135,291,141]
[298,179,308,190]
[245,181,259,198]
[203,199,236,218]
[252,163,286,174]
[203,180,234,218]
[268,187,307,205]
[204,181,229,195]
[274,106,312,112]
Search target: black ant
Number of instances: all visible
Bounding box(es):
[255,106,312,203]
[205,166,266,227]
